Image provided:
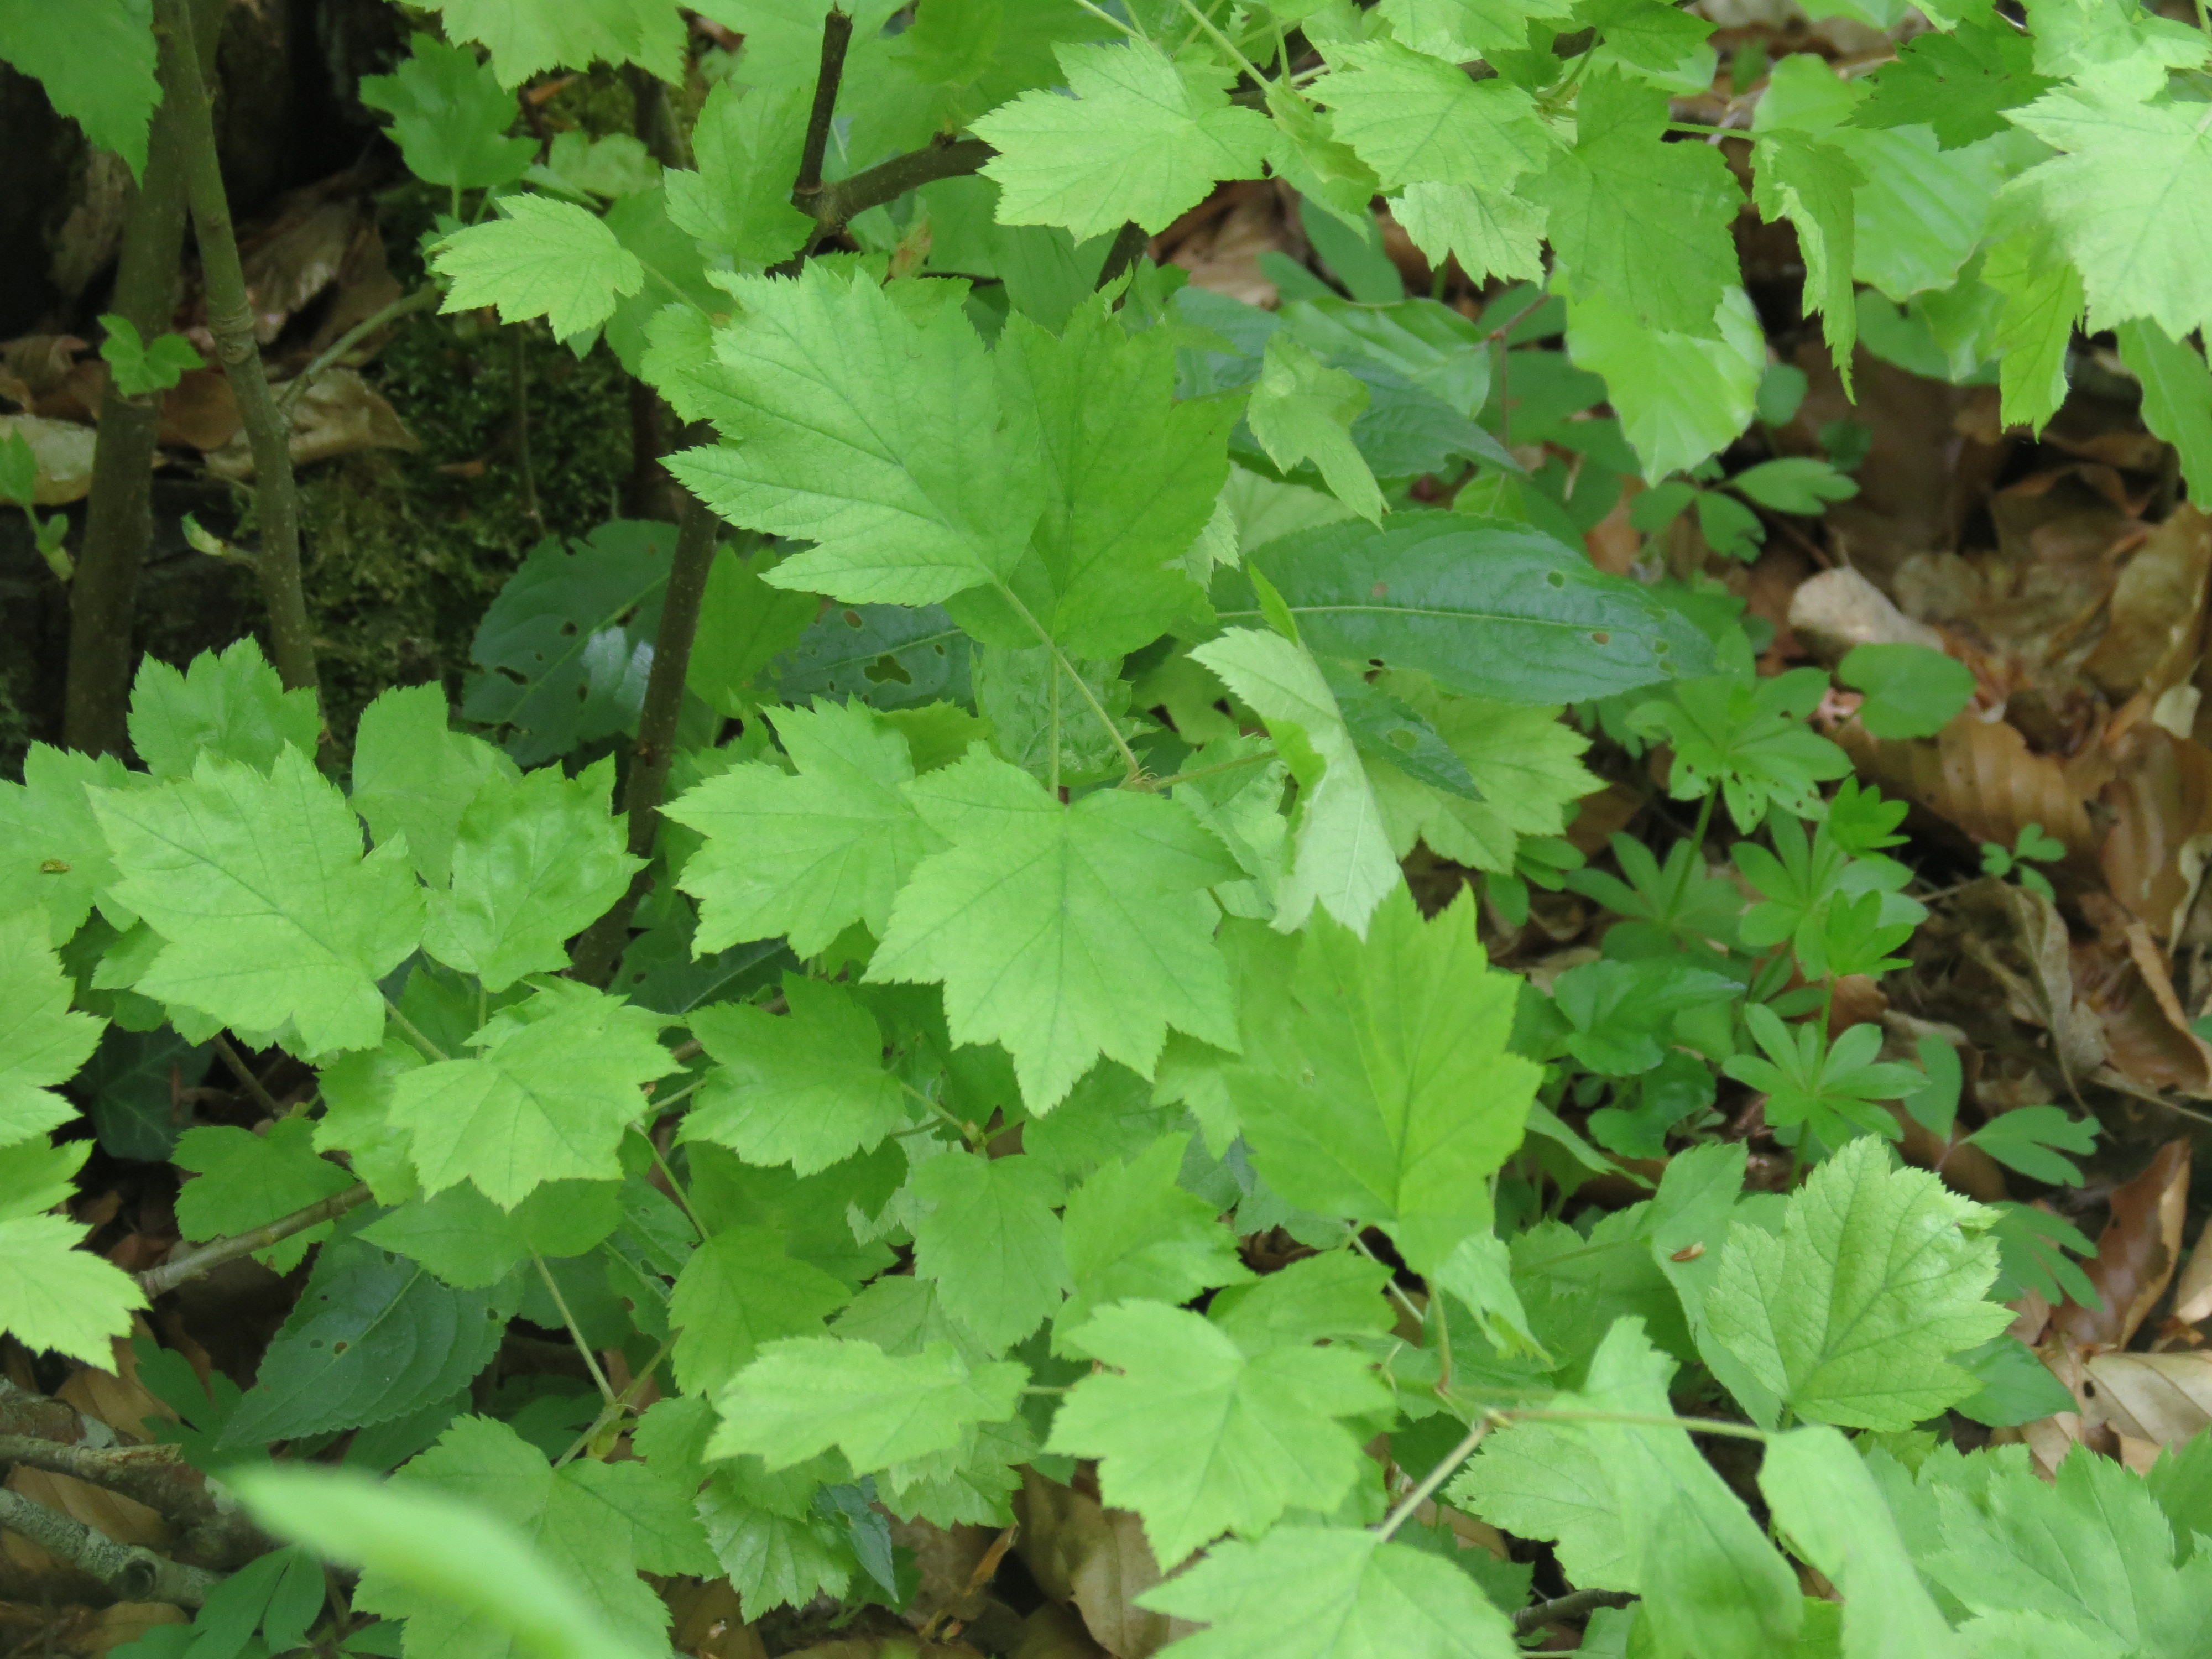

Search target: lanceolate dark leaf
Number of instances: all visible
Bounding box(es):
[771,602,974,709]
[1221,515,1715,704]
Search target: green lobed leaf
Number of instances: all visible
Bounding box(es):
[127,638,320,781]
[668,1225,853,1395]
[0,909,105,1146]
[97,315,203,398]
[1057,1133,1252,1341]
[351,682,519,890]
[0,744,131,946]
[433,194,645,339]
[0,0,158,175]
[1245,334,1384,525]
[662,80,811,266]
[358,32,538,191]
[173,1118,357,1274]
[708,1336,1030,1472]
[416,0,686,88]
[910,1151,1070,1350]
[1312,40,1551,191]
[0,1213,146,1370]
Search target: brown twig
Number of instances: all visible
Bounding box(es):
[793,8,853,201]
[0,1437,273,1569]
[211,1034,282,1119]
[1511,1587,1639,1633]
[0,1486,220,1607]
[137,1183,372,1297]
[158,0,319,710]
[805,136,996,248]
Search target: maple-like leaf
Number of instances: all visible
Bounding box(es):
[434,195,645,339]
[667,1225,852,1395]
[708,1337,1029,1472]
[173,1117,356,1274]
[357,32,537,192]
[0,910,105,1146]
[910,1151,1070,1352]
[415,0,686,87]
[1058,1133,1252,1341]
[1313,41,1552,190]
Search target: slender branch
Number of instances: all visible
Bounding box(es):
[1376,1417,1491,1541]
[62,0,218,755]
[806,137,996,243]
[793,9,853,201]
[533,1254,618,1407]
[645,1136,709,1242]
[137,1185,372,1297]
[552,1334,675,1468]
[276,285,438,414]
[212,1034,282,1119]
[0,1437,274,1568]
[0,1486,220,1607]
[567,493,723,985]
[1095,221,1151,293]
[381,996,450,1061]
[158,0,319,708]
[1512,1588,1639,1633]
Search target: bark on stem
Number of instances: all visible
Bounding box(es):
[61,0,222,755]
[156,0,320,708]
[0,1438,274,1569]
[137,1184,372,1297]
[0,1486,219,1607]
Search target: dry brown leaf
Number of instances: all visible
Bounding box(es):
[1786,566,1945,663]
[662,1579,766,1659]
[1839,713,2096,871]
[2080,1350,2212,1446]
[6,1467,168,1548]
[889,1517,999,1631]
[1015,1472,1191,1659]
[2098,724,2212,938]
[1952,879,2107,1083]
[2171,1215,2212,1326]
[56,1602,187,1657]
[158,369,241,452]
[2070,901,2212,1095]
[2082,504,2212,701]
[1166,182,1287,307]
[0,413,97,504]
[238,197,368,343]
[203,367,417,478]
[1013,1604,1113,1659]
[56,1340,174,1445]
[2052,1139,2192,1349]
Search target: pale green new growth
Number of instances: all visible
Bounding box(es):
[435,195,645,339]
[684,976,910,1173]
[709,1337,1029,1471]
[668,1225,852,1395]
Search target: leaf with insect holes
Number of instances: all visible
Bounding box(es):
[434,195,644,340]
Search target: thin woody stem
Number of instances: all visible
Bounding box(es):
[137,1184,372,1296]
[1376,1417,1491,1541]
[533,1253,619,1407]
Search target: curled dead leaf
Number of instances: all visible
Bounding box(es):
[2172,1214,2212,1327]
[1014,1604,1112,1659]
[2082,504,2212,702]
[2052,1138,2191,1350]
[1015,1471,1191,1659]
[2070,900,2212,1095]
[1951,878,2106,1084]
[2079,1350,2212,1447]
[2097,724,2212,940]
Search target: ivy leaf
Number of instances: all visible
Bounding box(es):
[1849,12,2056,149]
[0,911,105,1145]
[1723,1009,1926,1147]
[223,1238,519,1448]
[1451,1319,1803,1655]
[351,683,518,890]
[910,1151,1070,1350]
[387,981,676,1207]
[416,0,686,87]
[1246,335,1384,525]
[669,264,1045,607]
[0,0,159,176]
[668,1225,853,1395]
[989,301,1229,657]
[684,977,909,1175]
[433,195,645,339]
[1228,887,1537,1272]
[1139,1525,1521,1658]
[2006,76,2212,344]
[1966,1105,2099,1186]
[1838,643,1976,739]
[867,749,1241,1110]
[1704,1135,2012,1431]
[0,1215,145,1369]
[1312,40,1551,191]
[973,41,1272,240]
[127,638,320,781]
[1632,667,1851,831]
[1759,1425,1962,1658]
[1048,1300,1392,1567]
[1524,71,1741,336]
[357,32,537,192]
[1190,627,1400,935]
[421,759,643,992]
[92,749,424,1057]
[662,80,811,265]
[1058,1133,1253,1342]
[708,1337,1030,1472]
[667,701,941,957]
[173,1118,357,1274]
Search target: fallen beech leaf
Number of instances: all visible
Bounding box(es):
[6,1465,168,1548]
[158,368,241,451]
[2052,1139,2191,1349]
[203,367,418,478]
[2173,1215,2212,1326]
[2080,1349,2212,1446]
[2098,724,2212,939]
[0,413,97,504]
[891,1515,1000,1630]
[2070,903,2212,1096]
[1015,1470,1191,1659]
[1954,879,2107,1084]
[1839,713,2095,872]
[2083,505,2212,701]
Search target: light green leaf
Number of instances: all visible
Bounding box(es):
[173,1117,356,1273]
[1376,0,1574,60]
[911,1151,1069,1350]
[667,700,941,957]
[1058,1133,1252,1341]
[0,1214,145,1368]
[1206,1250,1396,1354]
[1139,1525,1520,1658]
[351,682,519,889]
[973,41,1272,240]
[1526,71,1741,336]
[416,0,686,87]
[434,195,645,339]
[867,748,1241,1110]
[1313,41,1551,190]
[0,0,158,175]
[388,981,676,1207]
[1048,1299,1392,1566]
[92,749,424,1057]
[1982,222,2081,435]
[669,1225,852,1395]
[0,910,105,1146]
[421,759,642,992]
[2119,320,2212,508]
[663,80,811,266]
[0,744,131,945]
[1246,334,1384,525]
[127,638,320,780]
[990,301,1228,657]
[1188,627,1400,935]
[1751,131,1863,383]
[684,977,909,1175]
[708,1336,1030,1471]
[1838,643,1977,740]
[1392,182,1548,287]
[362,1178,623,1290]
[1565,285,1764,479]
[97,315,202,398]
[358,32,538,192]
[1705,1135,2012,1431]
[1227,887,1537,1272]
[1761,1426,1963,1659]
[669,264,1044,606]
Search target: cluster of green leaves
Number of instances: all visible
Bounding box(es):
[3,0,2199,1652]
